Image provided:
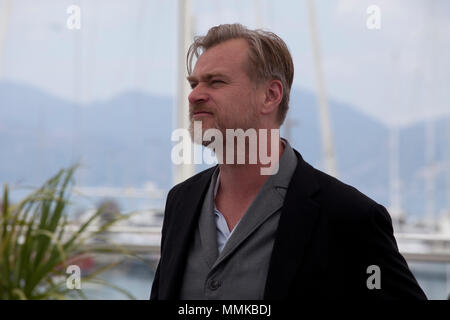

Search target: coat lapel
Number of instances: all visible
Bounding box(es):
[264,150,321,300]
[159,166,217,299]
[198,167,220,268]
[212,181,284,269]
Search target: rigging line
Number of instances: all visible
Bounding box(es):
[173,0,195,185]
[447,117,450,211]
[386,22,406,220]
[424,0,439,226]
[253,0,264,28]
[387,2,431,221]
[397,1,432,225]
[84,0,99,104]
[306,0,338,177]
[133,0,147,90]
[76,0,100,189]
[71,0,83,169]
[0,0,11,77]
[127,0,148,190]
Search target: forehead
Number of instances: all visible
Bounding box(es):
[192,38,250,78]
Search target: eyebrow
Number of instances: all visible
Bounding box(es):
[186,72,230,83]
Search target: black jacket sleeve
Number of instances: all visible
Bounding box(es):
[364,203,427,299]
[149,187,177,300]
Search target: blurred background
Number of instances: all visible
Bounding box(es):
[0,0,449,299]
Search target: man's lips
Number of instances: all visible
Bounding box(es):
[193,111,213,118]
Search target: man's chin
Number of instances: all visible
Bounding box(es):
[190,121,217,140]
[189,132,214,147]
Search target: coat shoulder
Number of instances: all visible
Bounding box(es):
[308,164,387,224]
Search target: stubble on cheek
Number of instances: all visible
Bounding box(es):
[188,100,259,148]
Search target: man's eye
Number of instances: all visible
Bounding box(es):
[190,83,197,89]
[211,80,225,85]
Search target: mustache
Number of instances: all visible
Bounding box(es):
[189,106,215,117]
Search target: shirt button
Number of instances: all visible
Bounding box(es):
[209,279,222,291]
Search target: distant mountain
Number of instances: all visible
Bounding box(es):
[1,81,449,218]
[287,90,450,218]
[0,81,173,192]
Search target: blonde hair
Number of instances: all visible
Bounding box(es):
[187,23,294,125]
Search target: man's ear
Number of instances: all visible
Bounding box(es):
[261,79,283,116]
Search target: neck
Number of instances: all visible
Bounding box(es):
[217,138,285,198]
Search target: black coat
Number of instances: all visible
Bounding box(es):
[150,149,427,300]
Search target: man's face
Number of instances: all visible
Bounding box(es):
[187,39,261,144]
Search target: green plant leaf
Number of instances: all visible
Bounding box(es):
[1,164,141,300]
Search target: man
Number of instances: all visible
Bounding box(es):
[150,24,426,300]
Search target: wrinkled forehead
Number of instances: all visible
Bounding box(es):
[192,38,251,78]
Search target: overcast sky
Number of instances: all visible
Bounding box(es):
[1,0,449,127]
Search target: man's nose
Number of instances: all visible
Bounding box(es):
[188,84,209,106]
